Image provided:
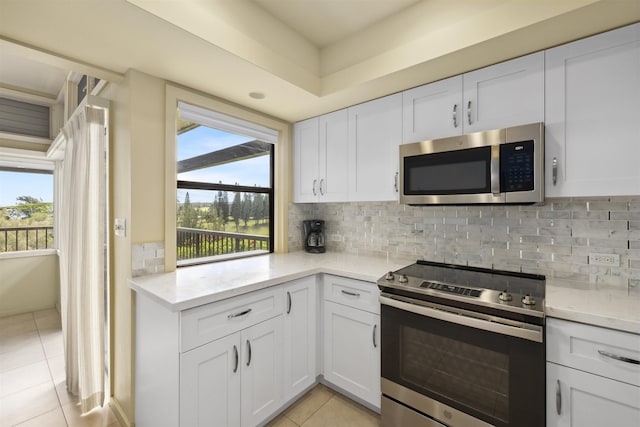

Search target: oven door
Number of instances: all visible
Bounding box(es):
[380,294,545,427]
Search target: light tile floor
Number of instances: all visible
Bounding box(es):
[267,384,381,427]
[0,310,120,427]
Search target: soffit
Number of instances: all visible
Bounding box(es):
[0,0,639,122]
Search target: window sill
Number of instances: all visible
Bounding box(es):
[0,248,58,260]
[177,250,270,268]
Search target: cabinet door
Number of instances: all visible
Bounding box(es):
[319,109,349,202]
[545,23,640,197]
[293,117,320,202]
[283,276,318,401]
[241,316,284,427]
[402,75,463,143]
[463,51,544,133]
[547,362,640,427]
[323,301,380,409]
[180,333,241,427]
[348,93,402,201]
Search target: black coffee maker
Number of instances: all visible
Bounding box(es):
[303,219,326,253]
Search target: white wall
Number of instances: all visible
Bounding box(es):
[0,253,59,317]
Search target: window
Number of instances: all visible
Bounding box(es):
[176,103,275,265]
[0,167,54,253]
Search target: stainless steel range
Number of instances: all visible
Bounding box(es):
[378,260,545,427]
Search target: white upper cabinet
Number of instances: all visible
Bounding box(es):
[293,117,320,202]
[348,93,403,201]
[545,23,640,197]
[401,52,544,143]
[319,110,349,202]
[293,110,349,203]
[463,51,544,133]
[402,76,463,143]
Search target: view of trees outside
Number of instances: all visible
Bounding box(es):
[177,190,269,233]
[176,120,272,261]
[1,170,54,252]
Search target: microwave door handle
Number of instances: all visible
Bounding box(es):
[491,145,500,196]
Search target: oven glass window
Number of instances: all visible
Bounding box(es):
[401,325,509,422]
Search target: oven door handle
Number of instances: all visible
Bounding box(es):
[380,294,543,343]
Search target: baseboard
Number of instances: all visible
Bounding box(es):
[109,397,134,427]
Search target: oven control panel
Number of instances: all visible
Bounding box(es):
[420,281,482,298]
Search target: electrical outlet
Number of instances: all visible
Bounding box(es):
[588,253,620,267]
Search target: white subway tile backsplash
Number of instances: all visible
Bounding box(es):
[132,241,165,277]
[289,196,640,295]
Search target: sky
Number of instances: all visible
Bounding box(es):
[177,125,271,204]
[0,171,53,207]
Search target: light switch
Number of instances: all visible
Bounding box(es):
[114,218,126,237]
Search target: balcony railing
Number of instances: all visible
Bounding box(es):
[177,227,269,261]
[0,226,54,253]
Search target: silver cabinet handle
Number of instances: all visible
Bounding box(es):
[598,350,640,365]
[228,308,252,319]
[556,380,562,415]
[452,104,458,128]
[372,324,378,348]
[286,291,292,314]
[467,100,472,125]
[312,179,317,196]
[233,345,239,373]
[341,289,360,297]
[394,172,399,192]
[246,340,252,367]
[552,157,558,186]
[319,178,325,195]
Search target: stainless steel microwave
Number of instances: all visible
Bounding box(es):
[400,122,544,205]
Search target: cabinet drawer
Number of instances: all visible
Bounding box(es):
[181,287,284,352]
[323,275,380,314]
[547,318,640,387]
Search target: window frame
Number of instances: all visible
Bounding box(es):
[0,152,57,259]
[165,84,291,271]
[176,141,275,265]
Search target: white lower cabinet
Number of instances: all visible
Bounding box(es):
[283,276,317,401]
[180,333,241,427]
[546,318,640,427]
[546,362,640,427]
[180,316,283,427]
[136,274,381,426]
[322,275,380,410]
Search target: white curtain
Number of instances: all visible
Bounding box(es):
[58,105,107,413]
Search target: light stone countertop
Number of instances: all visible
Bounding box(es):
[129,251,640,334]
[545,284,640,335]
[128,251,411,312]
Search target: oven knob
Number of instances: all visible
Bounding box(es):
[522,294,536,306]
[398,274,409,283]
[498,290,512,302]
[385,271,395,281]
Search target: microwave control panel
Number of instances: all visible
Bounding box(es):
[500,140,535,193]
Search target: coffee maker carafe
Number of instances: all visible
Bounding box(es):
[303,220,326,253]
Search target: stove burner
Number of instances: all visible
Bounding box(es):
[377,260,546,318]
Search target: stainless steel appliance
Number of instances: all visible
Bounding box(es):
[400,122,544,205]
[303,219,326,253]
[377,261,545,427]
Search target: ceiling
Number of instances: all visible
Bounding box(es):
[0,0,639,122]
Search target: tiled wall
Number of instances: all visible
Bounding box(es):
[289,197,640,295]
[132,242,165,277]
